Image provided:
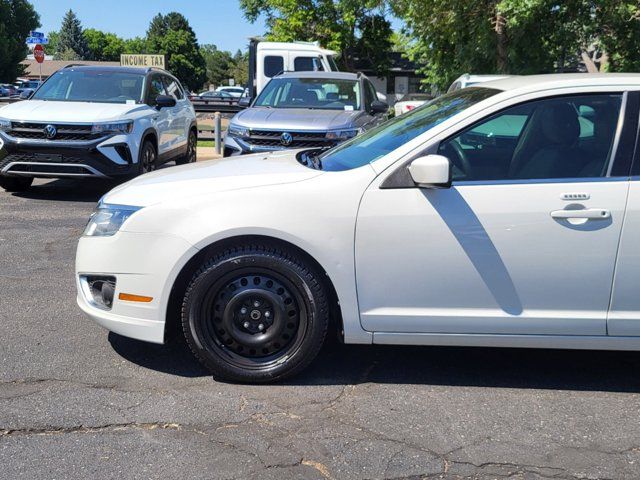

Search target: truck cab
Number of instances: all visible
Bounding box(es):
[248,39,339,98]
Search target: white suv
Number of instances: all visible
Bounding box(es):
[0,65,197,192]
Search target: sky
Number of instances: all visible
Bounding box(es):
[29,0,402,54]
[29,0,270,52]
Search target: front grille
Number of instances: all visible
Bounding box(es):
[9,122,98,141]
[1,152,85,165]
[7,164,92,175]
[245,129,331,149]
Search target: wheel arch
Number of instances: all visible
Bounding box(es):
[164,234,344,343]
[141,128,158,155]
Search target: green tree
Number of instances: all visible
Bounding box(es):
[123,37,148,54]
[46,31,60,57]
[201,44,234,87]
[56,9,89,60]
[392,0,640,90]
[0,0,40,82]
[146,12,206,90]
[227,49,249,87]
[84,29,126,61]
[239,0,393,72]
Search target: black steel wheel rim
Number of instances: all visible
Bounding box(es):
[142,146,156,172]
[187,133,197,163]
[197,267,307,369]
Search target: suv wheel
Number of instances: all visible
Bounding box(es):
[0,176,33,192]
[139,141,157,174]
[176,130,197,165]
[182,244,330,383]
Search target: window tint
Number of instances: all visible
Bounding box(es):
[294,56,324,72]
[438,94,622,182]
[264,56,284,78]
[147,75,166,105]
[163,76,183,100]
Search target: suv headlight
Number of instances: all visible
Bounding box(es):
[228,123,249,137]
[325,128,361,141]
[0,117,11,132]
[91,121,133,135]
[83,203,142,237]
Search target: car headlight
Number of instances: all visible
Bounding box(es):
[83,203,142,237]
[325,128,361,141]
[91,121,133,135]
[0,117,11,132]
[228,123,249,138]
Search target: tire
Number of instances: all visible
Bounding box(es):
[138,140,157,175]
[181,244,330,383]
[176,130,197,165]
[0,176,33,192]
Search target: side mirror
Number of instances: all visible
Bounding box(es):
[238,96,252,108]
[19,91,32,100]
[370,100,389,114]
[155,95,176,109]
[408,154,452,188]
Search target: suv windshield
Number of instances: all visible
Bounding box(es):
[313,87,500,171]
[32,70,145,104]
[254,77,361,110]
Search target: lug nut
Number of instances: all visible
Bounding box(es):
[258,323,265,331]
[264,311,271,318]
[253,301,260,307]
[243,322,250,329]
[240,307,247,315]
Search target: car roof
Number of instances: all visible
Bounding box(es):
[480,73,640,92]
[276,71,360,81]
[60,65,165,76]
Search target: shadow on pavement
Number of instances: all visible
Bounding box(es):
[12,178,121,203]
[109,331,640,392]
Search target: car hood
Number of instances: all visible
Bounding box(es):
[104,150,323,207]
[0,100,147,123]
[233,107,362,131]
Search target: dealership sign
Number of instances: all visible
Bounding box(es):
[120,54,166,69]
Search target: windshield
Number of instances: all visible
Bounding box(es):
[254,77,360,110]
[314,87,500,171]
[33,70,145,104]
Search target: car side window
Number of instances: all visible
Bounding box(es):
[437,94,623,182]
[364,80,377,111]
[147,75,166,106]
[264,56,284,78]
[163,76,184,100]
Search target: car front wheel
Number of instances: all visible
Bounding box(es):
[181,244,330,383]
[138,140,157,174]
[0,176,33,192]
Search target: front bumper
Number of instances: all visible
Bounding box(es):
[76,231,198,344]
[0,131,137,179]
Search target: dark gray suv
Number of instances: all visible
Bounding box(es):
[224,71,388,156]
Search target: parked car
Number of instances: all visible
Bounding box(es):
[215,86,245,98]
[224,71,388,156]
[0,65,197,192]
[0,84,18,97]
[394,93,433,116]
[76,74,640,383]
[448,73,512,92]
[198,90,235,100]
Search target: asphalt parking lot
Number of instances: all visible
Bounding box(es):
[2,177,640,480]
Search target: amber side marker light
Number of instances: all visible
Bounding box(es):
[118,293,153,303]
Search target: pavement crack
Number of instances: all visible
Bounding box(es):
[0,422,181,437]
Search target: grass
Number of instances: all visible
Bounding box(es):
[197,140,216,148]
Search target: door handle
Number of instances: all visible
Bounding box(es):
[550,208,611,220]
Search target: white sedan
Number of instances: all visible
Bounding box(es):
[76,74,640,383]
[394,93,433,116]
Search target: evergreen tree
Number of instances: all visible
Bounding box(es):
[56,9,89,60]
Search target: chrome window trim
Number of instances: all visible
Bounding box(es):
[452,176,630,187]
[606,91,628,177]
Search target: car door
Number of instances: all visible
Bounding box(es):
[146,74,171,155]
[162,75,189,151]
[355,91,635,336]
